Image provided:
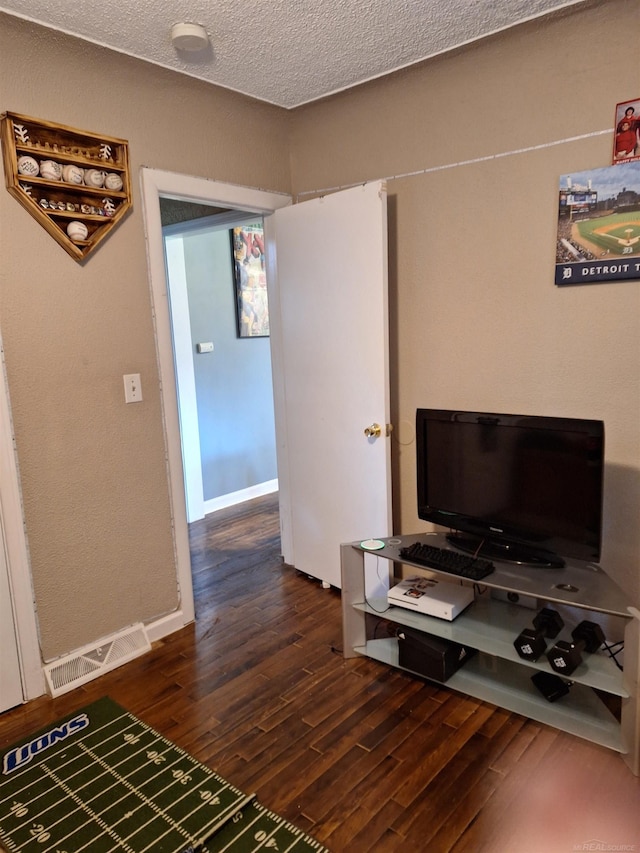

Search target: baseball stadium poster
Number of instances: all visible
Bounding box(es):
[555,161,640,286]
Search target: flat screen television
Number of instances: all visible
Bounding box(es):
[416,409,605,567]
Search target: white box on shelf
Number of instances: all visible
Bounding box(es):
[387,575,474,621]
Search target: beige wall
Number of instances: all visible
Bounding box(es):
[0,14,291,660]
[290,0,640,600]
[0,0,638,669]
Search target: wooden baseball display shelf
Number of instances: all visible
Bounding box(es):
[0,111,132,262]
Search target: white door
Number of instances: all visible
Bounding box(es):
[0,537,23,712]
[266,181,392,587]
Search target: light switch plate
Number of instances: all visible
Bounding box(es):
[123,373,142,403]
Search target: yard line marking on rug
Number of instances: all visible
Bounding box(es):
[0,698,328,852]
[209,799,329,852]
[218,805,280,853]
[40,764,137,853]
[40,748,207,852]
[2,734,192,838]
[217,805,310,853]
[0,703,245,852]
[5,715,249,848]
[0,708,132,786]
[79,740,240,850]
[5,734,248,853]
[139,792,256,853]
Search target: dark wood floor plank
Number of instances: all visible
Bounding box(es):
[390,717,525,845]
[348,805,409,853]
[320,757,406,849]
[313,672,431,755]
[295,744,400,824]
[2,492,639,852]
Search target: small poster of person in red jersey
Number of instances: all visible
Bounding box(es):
[613,98,640,165]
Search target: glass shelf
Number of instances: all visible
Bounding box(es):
[356,638,623,753]
[355,595,627,697]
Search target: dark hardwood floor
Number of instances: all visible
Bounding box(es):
[2,493,639,851]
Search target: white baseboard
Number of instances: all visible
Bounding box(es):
[145,609,192,643]
[37,611,191,698]
[203,479,278,516]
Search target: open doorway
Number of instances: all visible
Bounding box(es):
[161,201,278,523]
[140,169,291,630]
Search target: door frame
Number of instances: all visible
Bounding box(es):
[162,232,205,523]
[0,342,44,702]
[140,168,291,632]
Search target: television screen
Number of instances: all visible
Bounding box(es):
[416,409,604,567]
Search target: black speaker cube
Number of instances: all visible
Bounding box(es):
[397,627,477,682]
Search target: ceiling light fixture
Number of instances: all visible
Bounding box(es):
[171,23,209,52]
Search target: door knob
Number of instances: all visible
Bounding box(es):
[364,423,382,438]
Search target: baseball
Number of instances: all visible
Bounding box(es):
[17,155,39,176]
[66,221,88,242]
[84,169,106,188]
[62,164,84,184]
[104,172,123,191]
[40,160,63,181]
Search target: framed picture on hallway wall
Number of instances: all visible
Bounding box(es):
[231,224,270,337]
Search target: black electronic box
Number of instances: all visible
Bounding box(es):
[397,627,477,682]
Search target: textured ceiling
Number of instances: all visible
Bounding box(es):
[1,0,589,108]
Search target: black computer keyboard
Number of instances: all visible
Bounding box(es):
[398,542,495,581]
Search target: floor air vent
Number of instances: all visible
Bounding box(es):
[43,623,151,697]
